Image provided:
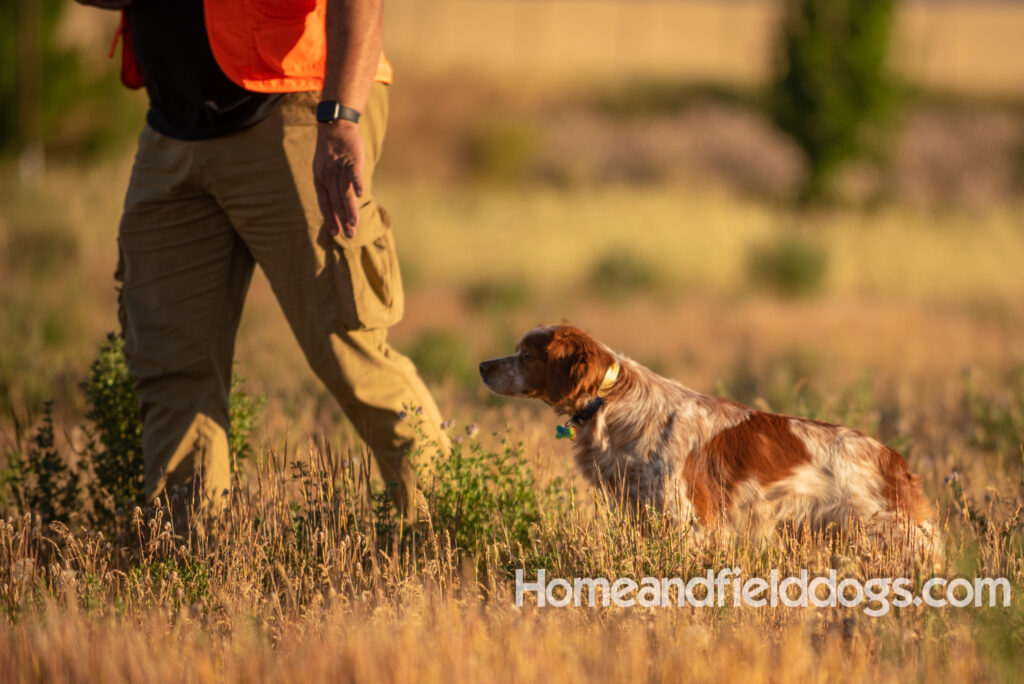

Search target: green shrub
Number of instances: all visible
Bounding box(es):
[587,249,662,300]
[717,350,825,419]
[407,328,474,389]
[81,334,147,527]
[0,445,22,513]
[3,221,78,281]
[594,79,758,119]
[0,0,145,160]
[228,376,265,463]
[966,366,1024,459]
[770,0,896,201]
[716,351,884,436]
[466,119,539,184]
[464,279,532,314]
[424,429,561,555]
[2,333,266,528]
[65,333,261,529]
[21,402,80,524]
[746,234,828,298]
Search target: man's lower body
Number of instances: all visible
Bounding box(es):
[116,84,448,522]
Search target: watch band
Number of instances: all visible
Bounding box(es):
[316,101,361,124]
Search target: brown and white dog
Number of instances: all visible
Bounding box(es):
[479,325,936,548]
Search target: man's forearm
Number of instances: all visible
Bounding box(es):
[322,0,383,114]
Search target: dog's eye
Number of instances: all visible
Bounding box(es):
[521,350,531,360]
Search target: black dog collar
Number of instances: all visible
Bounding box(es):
[555,361,620,441]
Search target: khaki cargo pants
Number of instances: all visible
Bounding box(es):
[117,83,448,521]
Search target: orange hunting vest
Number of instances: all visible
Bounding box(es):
[113,0,393,92]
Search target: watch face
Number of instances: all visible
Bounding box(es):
[316,101,339,123]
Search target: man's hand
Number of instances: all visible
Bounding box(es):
[74,0,132,8]
[313,121,365,239]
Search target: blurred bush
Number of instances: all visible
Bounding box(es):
[407,328,475,389]
[1,1,144,161]
[966,366,1024,459]
[465,118,540,184]
[4,220,79,281]
[716,349,886,436]
[464,278,532,314]
[770,0,896,201]
[594,79,760,120]
[586,248,663,301]
[718,348,824,418]
[746,233,828,298]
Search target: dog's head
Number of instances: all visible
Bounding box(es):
[479,325,618,410]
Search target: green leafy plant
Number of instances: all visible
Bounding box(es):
[425,429,561,555]
[81,334,264,529]
[770,0,896,201]
[82,334,145,527]
[228,375,265,463]
[21,402,80,524]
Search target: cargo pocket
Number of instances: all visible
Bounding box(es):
[330,201,404,331]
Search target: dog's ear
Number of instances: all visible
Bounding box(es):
[543,327,613,406]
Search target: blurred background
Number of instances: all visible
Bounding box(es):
[1,0,1023,505]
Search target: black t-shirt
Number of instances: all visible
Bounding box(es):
[128,0,284,140]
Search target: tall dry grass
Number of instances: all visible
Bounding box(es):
[4,8,1024,668]
[0,417,1021,682]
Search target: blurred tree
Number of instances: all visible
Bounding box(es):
[17,0,44,181]
[1,0,144,167]
[0,0,20,157]
[770,0,896,202]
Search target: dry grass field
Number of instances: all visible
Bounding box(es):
[3,1,1024,681]
[3,151,1024,681]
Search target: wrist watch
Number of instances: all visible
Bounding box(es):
[316,101,361,124]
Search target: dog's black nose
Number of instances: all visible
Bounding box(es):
[479,360,494,377]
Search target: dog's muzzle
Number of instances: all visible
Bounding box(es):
[479,358,500,386]
[479,357,520,395]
